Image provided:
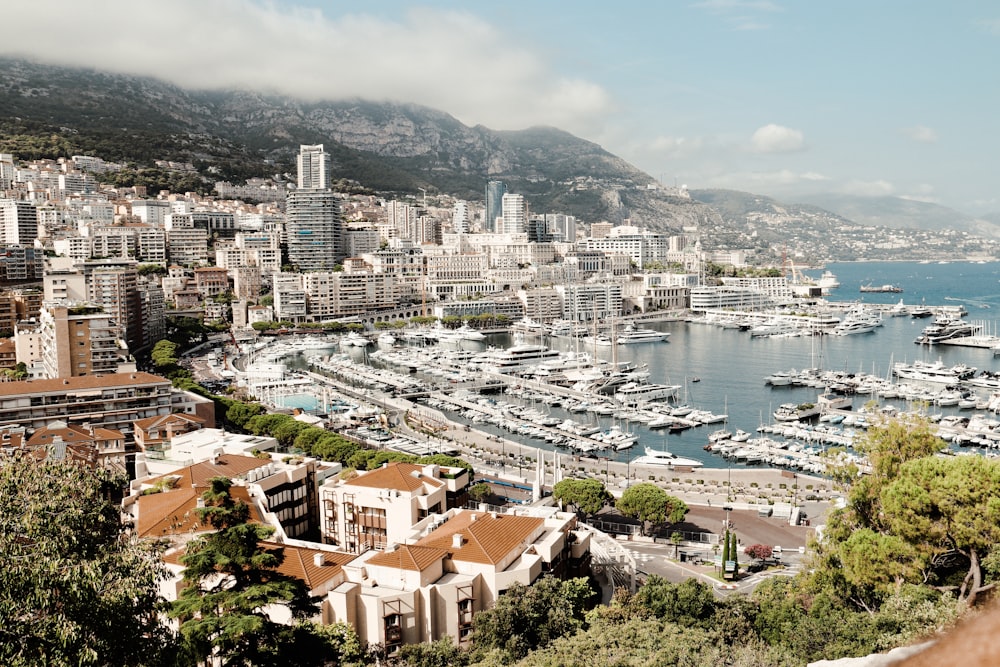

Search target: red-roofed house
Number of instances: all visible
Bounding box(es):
[319,461,470,554]
[133,412,206,452]
[326,506,590,653]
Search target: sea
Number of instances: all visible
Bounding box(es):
[287,260,1000,470]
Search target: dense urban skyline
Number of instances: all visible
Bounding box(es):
[5,3,1000,210]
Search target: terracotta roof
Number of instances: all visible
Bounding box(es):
[415,511,544,565]
[163,541,355,592]
[0,372,170,397]
[134,412,206,431]
[264,542,356,590]
[346,461,444,493]
[26,424,123,446]
[148,454,269,489]
[366,545,447,572]
[137,484,261,538]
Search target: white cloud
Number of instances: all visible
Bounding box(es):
[976,18,1000,35]
[901,125,938,143]
[842,179,895,197]
[750,124,805,153]
[693,1,782,12]
[0,1,612,133]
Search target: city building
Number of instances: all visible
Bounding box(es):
[0,372,173,436]
[319,461,471,554]
[25,421,127,473]
[38,304,128,378]
[286,190,344,271]
[0,199,38,245]
[484,181,506,233]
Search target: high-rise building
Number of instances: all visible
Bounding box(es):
[452,201,469,233]
[297,144,330,190]
[0,199,38,246]
[286,145,343,271]
[285,190,344,271]
[501,193,526,234]
[484,181,506,233]
[87,265,143,351]
[39,304,125,378]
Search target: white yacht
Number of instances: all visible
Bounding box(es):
[817,270,840,290]
[377,332,397,347]
[893,359,977,384]
[831,306,882,336]
[341,331,371,347]
[453,324,486,341]
[614,323,670,344]
[632,446,704,468]
[473,339,561,374]
[613,382,681,405]
[914,316,982,345]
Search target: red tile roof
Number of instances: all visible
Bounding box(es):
[346,461,444,493]
[415,511,543,565]
[367,545,448,572]
[0,372,170,397]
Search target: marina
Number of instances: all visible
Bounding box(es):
[233,261,1000,477]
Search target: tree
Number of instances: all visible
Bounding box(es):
[745,544,774,563]
[468,482,493,504]
[616,483,687,536]
[0,454,170,666]
[881,454,1000,607]
[472,576,596,662]
[631,576,717,629]
[398,636,468,667]
[169,477,321,665]
[552,478,612,516]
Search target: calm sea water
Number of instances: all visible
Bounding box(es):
[291,261,1000,469]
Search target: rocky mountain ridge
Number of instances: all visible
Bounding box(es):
[0,58,996,261]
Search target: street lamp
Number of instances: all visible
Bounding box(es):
[723,505,733,532]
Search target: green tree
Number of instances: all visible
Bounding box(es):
[471,576,596,663]
[468,482,494,504]
[616,483,687,536]
[881,454,1000,607]
[225,401,265,430]
[632,576,717,628]
[398,636,468,667]
[0,454,170,666]
[169,477,320,665]
[552,478,612,516]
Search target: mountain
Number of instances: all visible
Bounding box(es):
[0,57,722,231]
[792,193,1000,239]
[1,58,997,261]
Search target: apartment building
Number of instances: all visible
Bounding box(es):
[319,461,470,554]
[327,506,589,651]
[38,304,126,378]
[0,372,172,436]
[25,421,127,473]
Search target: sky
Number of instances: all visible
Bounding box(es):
[5,1,1000,214]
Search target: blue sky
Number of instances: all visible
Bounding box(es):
[6,1,1000,213]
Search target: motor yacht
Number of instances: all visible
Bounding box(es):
[631,446,704,468]
[831,306,882,336]
[614,323,670,344]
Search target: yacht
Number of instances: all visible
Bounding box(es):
[512,317,546,335]
[341,331,371,347]
[817,270,840,290]
[914,315,982,345]
[773,402,821,422]
[377,332,397,347]
[893,359,977,384]
[614,323,670,344]
[473,339,561,374]
[453,324,486,341]
[831,306,882,336]
[750,320,801,338]
[613,382,681,405]
[632,446,704,468]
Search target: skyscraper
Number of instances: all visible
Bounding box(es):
[484,180,506,233]
[297,144,330,190]
[0,199,38,245]
[501,192,526,234]
[287,145,343,270]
